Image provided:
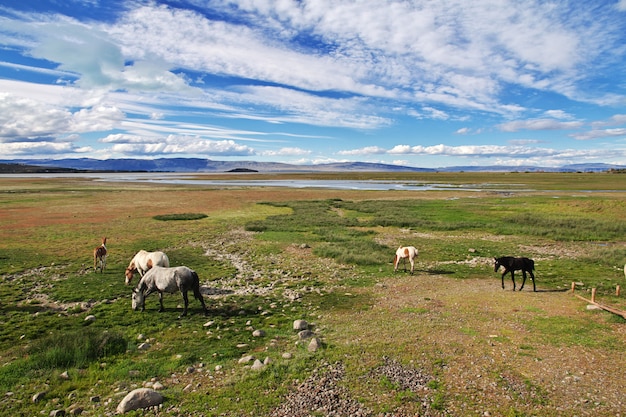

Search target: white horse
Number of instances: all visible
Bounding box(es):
[131,266,208,318]
[393,246,418,274]
[93,237,107,273]
[125,250,170,285]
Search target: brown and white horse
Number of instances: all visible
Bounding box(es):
[125,250,170,285]
[393,246,418,274]
[93,237,107,273]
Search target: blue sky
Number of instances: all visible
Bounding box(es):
[1,0,626,168]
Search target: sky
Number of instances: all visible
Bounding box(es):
[1,0,626,169]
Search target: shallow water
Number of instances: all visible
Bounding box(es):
[0,172,510,191]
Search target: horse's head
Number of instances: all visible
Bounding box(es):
[494,257,501,272]
[131,288,145,311]
[125,268,135,285]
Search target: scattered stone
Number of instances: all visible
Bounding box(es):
[137,342,151,351]
[263,356,271,365]
[299,243,310,249]
[49,410,65,417]
[32,391,46,402]
[152,381,164,390]
[282,352,293,359]
[84,315,96,322]
[238,355,255,364]
[59,370,70,380]
[90,396,100,403]
[203,320,215,327]
[269,362,370,417]
[251,359,265,370]
[308,337,322,352]
[252,329,266,337]
[186,366,195,374]
[69,406,83,415]
[116,388,163,414]
[293,319,308,331]
[137,334,144,340]
[298,330,314,340]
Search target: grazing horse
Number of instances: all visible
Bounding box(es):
[125,250,170,285]
[393,246,418,274]
[93,237,107,273]
[494,256,536,292]
[131,266,208,318]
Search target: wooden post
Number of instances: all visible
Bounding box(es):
[617,285,621,297]
[571,282,576,293]
[591,288,596,303]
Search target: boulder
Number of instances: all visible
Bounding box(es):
[293,319,308,331]
[116,388,163,414]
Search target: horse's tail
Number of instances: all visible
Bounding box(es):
[191,270,200,288]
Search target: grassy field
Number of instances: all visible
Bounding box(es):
[1,172,626,416]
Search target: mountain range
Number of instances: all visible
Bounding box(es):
[1,158,624,173]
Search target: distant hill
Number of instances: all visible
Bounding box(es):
[0,158,624,173]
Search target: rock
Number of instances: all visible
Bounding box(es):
[308,337,322,352]
[152,381,164,390]
[238,355,255,364]
[32,391,46,402]
[50,410,65,417]
[59,370,70,380]
[282,352,293,359]
[69,406,83,415]
[251,359,265,370]
[252,329,265,337]
[293,319,308,331]
[84,315,96,322]
[116,388,163,414]
[298,330,314,340]
[137,342,151,351]
[263,356,271,365]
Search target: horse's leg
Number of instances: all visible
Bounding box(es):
[501,272,506,289]
[510,271,516,291]
[180,291,189,317]
[529,270,536,292]
[158,292,165,312]
[409,258,414,275]
[520,270,526,291]
[193,287,208,316]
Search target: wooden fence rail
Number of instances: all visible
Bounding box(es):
[571,282,626,320]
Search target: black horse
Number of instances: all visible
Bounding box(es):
[494,256,536,292]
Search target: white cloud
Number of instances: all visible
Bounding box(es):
[571,128,626,141]
[498,119,584,132]
[261,147,311,156]
[102,134,255,156]
[338,142,626,167]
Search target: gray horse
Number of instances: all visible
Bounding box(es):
[131,265,208,317]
